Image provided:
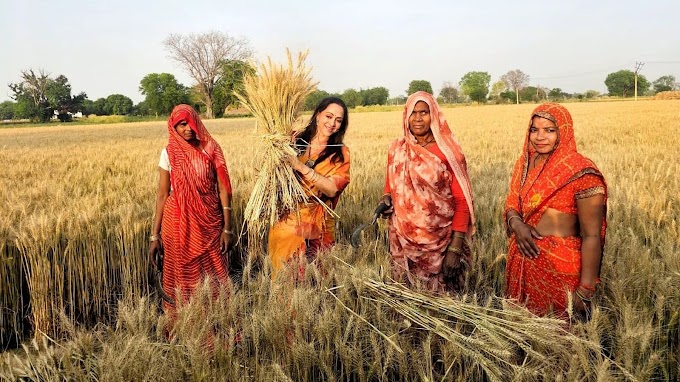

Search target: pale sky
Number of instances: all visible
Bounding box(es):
[1,0,678,103]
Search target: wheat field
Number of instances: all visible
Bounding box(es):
[0,100,678,381]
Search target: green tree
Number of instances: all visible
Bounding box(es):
[139,73,190,117]
[104,94,133,115]
[212,60,254,117]
[0,101,16,120]
[438,82,459,104]
[132,101,151,116]
[605,70,649,97]
[519,86,547,103]
[46,75,87,121]
[359,87,389,106]
[8,70,85,122]
[303,90,331,111]
[548,88,564,100]
[406,80,433,95]
[459,71,491,103]
[340,88,362,108]
[80,99,95,116]
[93,98,108,115]
[653,75,676,93]
[585,90,600,99]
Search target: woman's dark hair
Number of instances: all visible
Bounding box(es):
[294,97,349,166]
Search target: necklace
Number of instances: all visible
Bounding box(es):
[417,135,435,147]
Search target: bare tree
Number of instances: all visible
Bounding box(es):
[438,81,459,103]
[501,69,529,104]
[164,31,252,119]
[9,69,52,122]
[10,69,51,107]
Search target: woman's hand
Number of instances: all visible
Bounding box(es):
[377,194,394,218]
[510,219,542,258]
[572,287,593,320]
[220,231,231,255]
[286,154,307,174]
[442,249,470,291]
[148,239,163,269]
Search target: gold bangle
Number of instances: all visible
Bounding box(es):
[507,215,523,228]
[447,246,463,255]
[149,234,160,242]
[223,229,233,235]
[222,206,232,211]
[574,288,592,303]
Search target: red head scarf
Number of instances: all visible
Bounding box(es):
[166,104,231,194]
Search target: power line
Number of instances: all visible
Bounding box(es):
[531,68,620,80]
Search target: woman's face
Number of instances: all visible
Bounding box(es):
[175,120,197,142]
[529,116,558,154]
[314,103,344,140]
[408,101,432,138]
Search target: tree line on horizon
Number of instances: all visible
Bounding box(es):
[2,31,678,123]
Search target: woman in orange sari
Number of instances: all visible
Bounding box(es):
[268,97,350,277]
[379,91,475,293]
[504,103,607,319]
[148,104,233,313]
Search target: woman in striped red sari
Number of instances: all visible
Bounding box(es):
[148,104,233,314]
[504,103,607,319]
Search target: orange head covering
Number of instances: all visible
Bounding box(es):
[504,103,606,240]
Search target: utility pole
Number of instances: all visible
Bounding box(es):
[634,61,645,101]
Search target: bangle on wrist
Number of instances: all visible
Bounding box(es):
[222,206,232,211]
[574,288,593,303]
[149,234,160,242]
[452,231,466,239]
[223,229,233,235]
[507,215,523,229]
[446,245,463,255]
[578,278,600,292]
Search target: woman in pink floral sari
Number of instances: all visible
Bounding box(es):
[378,92,475,293]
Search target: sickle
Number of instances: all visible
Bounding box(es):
[153,248,175,305]
[350,203,390,248]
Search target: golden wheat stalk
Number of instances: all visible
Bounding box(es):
[358,279,598,382]
[234,49,318,230]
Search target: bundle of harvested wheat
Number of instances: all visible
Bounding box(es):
[235,49,318,231]
[352,279,634,382]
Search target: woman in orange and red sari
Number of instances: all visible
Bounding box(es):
[268,97,350,278]
[504,103,607,319]
[378,91,475,293]
[148,104,233,313]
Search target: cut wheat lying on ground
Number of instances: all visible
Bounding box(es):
[0,100,679,380]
